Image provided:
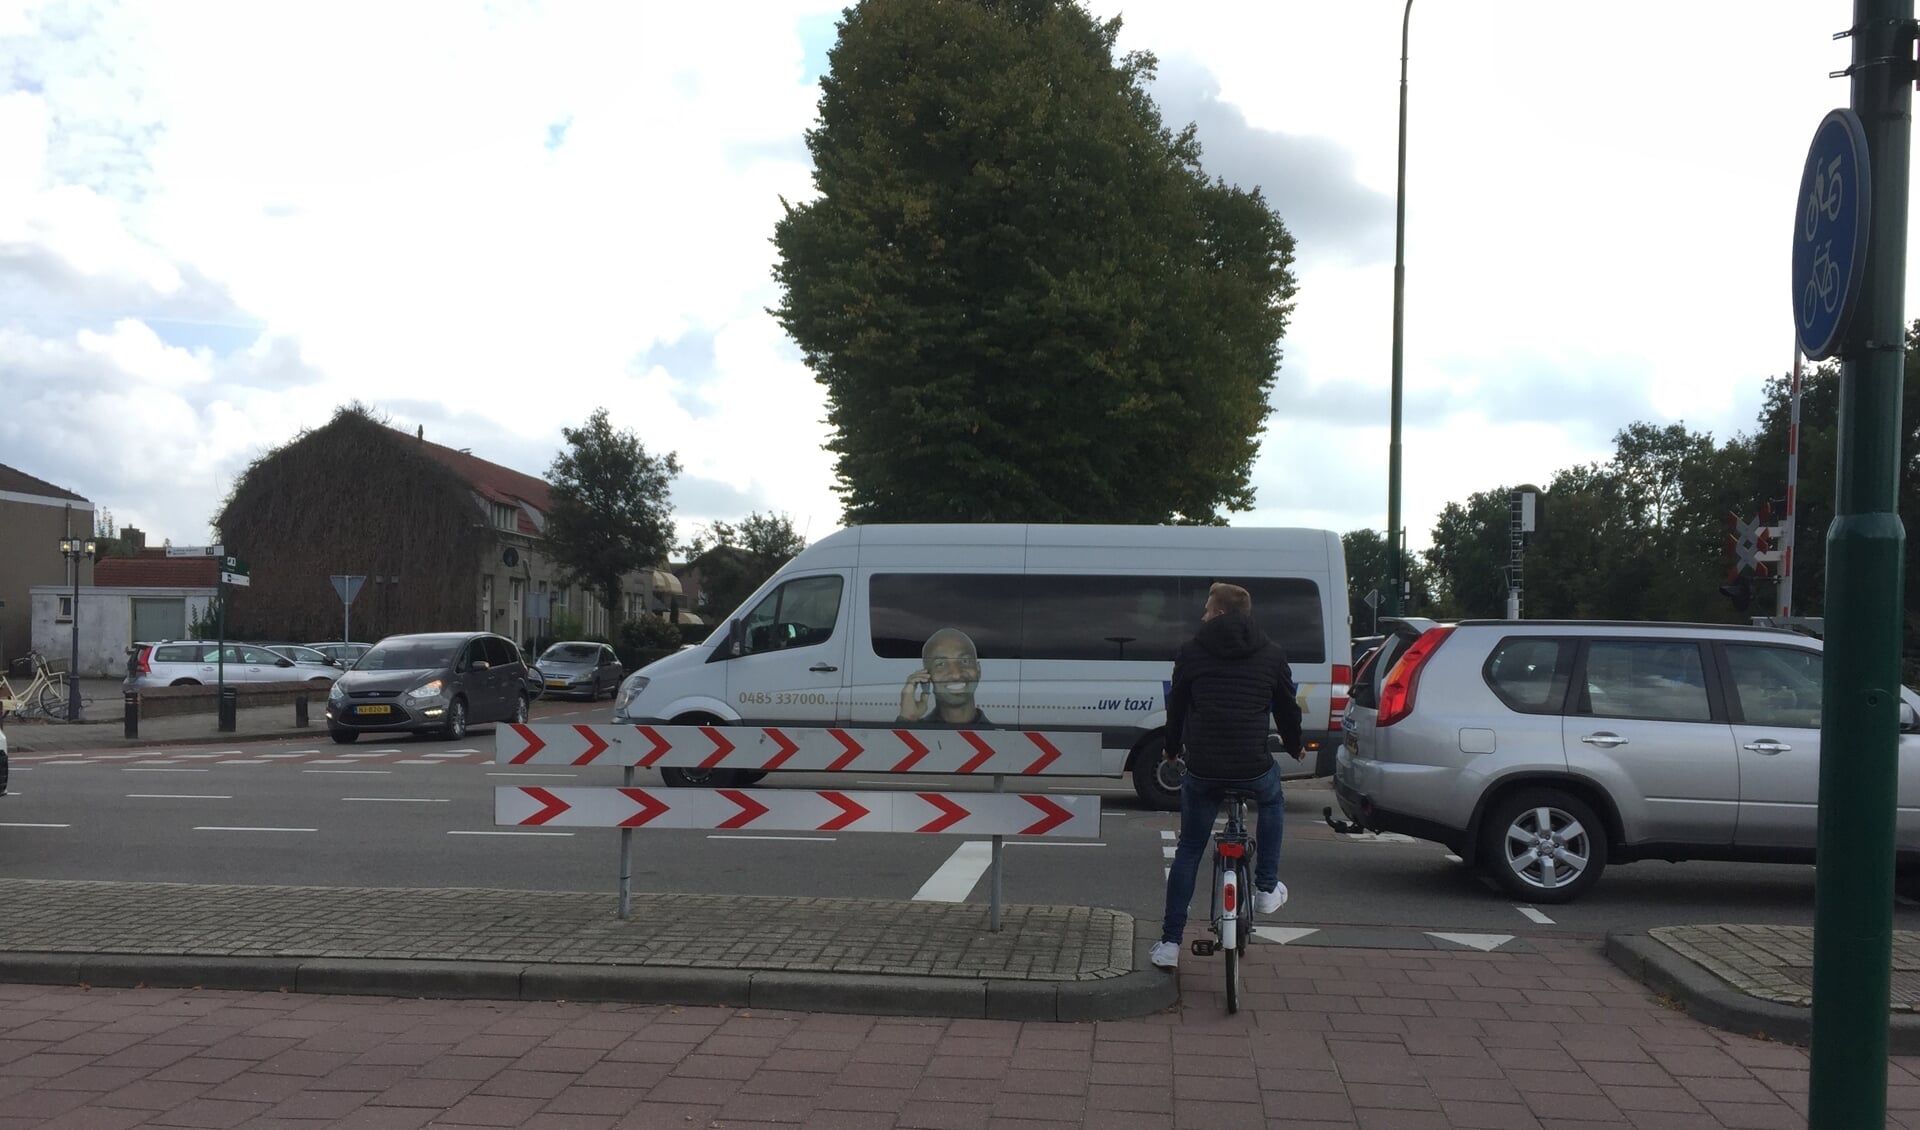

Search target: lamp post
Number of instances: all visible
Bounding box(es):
[1384,0,1413,617]
[57,535,97,722]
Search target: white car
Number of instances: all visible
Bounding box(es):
[124,641,340,689]
[1,721,10,796]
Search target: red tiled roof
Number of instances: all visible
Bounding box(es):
[96,550,218,588]
[0,464,90,502]
[402,431,552,520]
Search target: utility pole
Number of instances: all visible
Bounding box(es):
[1384,0,1413,617]
[1804,3,1912,1126]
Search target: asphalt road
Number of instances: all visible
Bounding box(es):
[7,725,1918,944]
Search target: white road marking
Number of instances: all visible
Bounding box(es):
[123,767,208,773]
[178,752,241,759]
[395,760,442,765]
[448,748,481,753]
[1429,932,1515,952]
[368,749,405,754]
[221,760,270,765]
[127,794,232,800]
[194,826,316,833]
[260,753,305,758]
[341,797,449,803]
[1005,841,1105,847]
[304,769,392,775]
[421,752,468,758]
[706,834,836,842]
[0,822,68,828]
[307,759,359,766]
[1253,926,1319,944]
[1517,906,1555,925]
[487,772,575,778]
[448,830,573,837]
[915,840,993,902]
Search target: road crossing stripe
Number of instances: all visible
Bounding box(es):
[1517,906,1555,925]
[916,840,993,901]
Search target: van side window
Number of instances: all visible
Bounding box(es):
[1578,640,1712,723]
[459,639,487,671]
[741,575,844,655]
[1483,637,1574,714]
[483,637,520,669]
[1022,575,1325,663]
[869,574,1022,660]
[1724,645,1822,729]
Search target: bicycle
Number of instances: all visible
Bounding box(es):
[0,652,71,721]
[1188,786,1258,1013]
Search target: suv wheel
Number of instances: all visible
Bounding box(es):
[1480,787,1608,904]
[1129,733,1182,812]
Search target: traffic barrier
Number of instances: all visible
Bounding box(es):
[496,785,1098,837]
[491,724,1105,929]
[495,722,1103,775]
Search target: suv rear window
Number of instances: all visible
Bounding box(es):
[1484,637,1574,713]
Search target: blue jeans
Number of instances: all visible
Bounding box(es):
[1160,761,1285,945]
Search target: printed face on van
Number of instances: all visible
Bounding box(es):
[924,630,981,709]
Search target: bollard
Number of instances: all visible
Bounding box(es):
[294,693,309,728]
[123,691,138,740]
[218,686,237,733]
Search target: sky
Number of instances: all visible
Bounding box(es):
[0,1,1885,559]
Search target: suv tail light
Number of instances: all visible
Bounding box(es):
[1376,627,1454,727]
[137,646,153,675]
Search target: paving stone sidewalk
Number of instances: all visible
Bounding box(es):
[0,936,1872,1129]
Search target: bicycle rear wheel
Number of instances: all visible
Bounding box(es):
[36,680,66,720]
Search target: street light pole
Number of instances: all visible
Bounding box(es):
[57,534,97,722]
[1384,0,1414,617]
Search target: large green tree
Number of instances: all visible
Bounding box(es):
[545,408,682,629]
[684,512,808,622]
[773,0,1297,524]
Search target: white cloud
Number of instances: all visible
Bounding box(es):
[0,0,1895,571]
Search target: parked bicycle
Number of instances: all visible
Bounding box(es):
[0,651,72,721]
[1187,786,1259,1013]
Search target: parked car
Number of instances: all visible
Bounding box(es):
[256,643,343,668]
[535,641,624,700]
[1333,618,1920,903]
[325,631,529,743]
[0,717,9,797]
[306,641,372,668]
[124,641,341,690]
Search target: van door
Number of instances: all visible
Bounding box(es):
[725,573,850,726]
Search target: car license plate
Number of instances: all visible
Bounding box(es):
[356,704,392,715]
[547,679,568,688]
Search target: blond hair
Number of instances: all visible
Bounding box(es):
[1207,582,1252,615]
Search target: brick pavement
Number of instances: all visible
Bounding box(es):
[0,937,1883,1129]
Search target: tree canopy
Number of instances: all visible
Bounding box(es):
[684,512,808,622]
[544,408,681,627]
[773,0,1297,525]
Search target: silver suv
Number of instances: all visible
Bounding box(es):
[1333,619,1920,902]
[125,641,341,690]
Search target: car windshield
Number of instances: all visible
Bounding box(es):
[541,644,599,663]
[357,640,459,671]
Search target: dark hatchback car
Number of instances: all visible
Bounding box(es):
[325,632,529,742]
[535,641,624,700]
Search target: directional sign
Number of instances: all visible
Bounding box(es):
[165,544,225,558]
[221,571,251,587]
[495,786,1100,836]
[494,723,1105,775]
[1793,108,1871,361]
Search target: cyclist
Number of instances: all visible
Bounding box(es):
[1151,582,1303,970]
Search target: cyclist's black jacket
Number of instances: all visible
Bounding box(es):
[1165,610,1303,781]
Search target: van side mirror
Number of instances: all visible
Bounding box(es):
[728,618,745,657]
[471,660,491,671]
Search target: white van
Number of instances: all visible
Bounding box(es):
[613,524,1351,809]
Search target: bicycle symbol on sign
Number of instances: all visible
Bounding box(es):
[1801,153,1844,330]
[1804,154,1843,239]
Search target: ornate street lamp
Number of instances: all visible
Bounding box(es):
[57,535,98,721]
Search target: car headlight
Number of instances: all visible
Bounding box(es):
[328,683,346,704]
[405,679,445,702]
[614,675,650,713]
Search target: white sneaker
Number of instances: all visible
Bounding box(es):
[1255,881,1289,915]
[1150,941,1180,969]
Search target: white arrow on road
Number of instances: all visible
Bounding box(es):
[1427,932,1515,952]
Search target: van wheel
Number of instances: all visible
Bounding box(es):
[443,697,468,741]
[1130,734,1182,811]
[662,766,747,788]
[1480,787,1607,904]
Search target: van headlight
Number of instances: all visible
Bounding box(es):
[613,675,649,715]
[328,682,346,704]
[405,679,445,702]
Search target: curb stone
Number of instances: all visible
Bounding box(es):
[0,950,1177,1021]
[1605,932,1920,1053]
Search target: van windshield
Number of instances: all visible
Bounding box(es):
[358,640,460,671]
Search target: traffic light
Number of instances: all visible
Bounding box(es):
[1719,573,1754,614]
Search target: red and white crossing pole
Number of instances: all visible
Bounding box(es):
[1780,346,1802,618]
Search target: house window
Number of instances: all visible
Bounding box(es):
[56,595,73,623]
[492,502,517,530]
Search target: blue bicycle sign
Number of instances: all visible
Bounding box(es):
[1792,109,1870,361]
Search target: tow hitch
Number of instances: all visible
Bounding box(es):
[1324,806,1368,835]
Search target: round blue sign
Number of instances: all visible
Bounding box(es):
[1792,109,1871,361]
